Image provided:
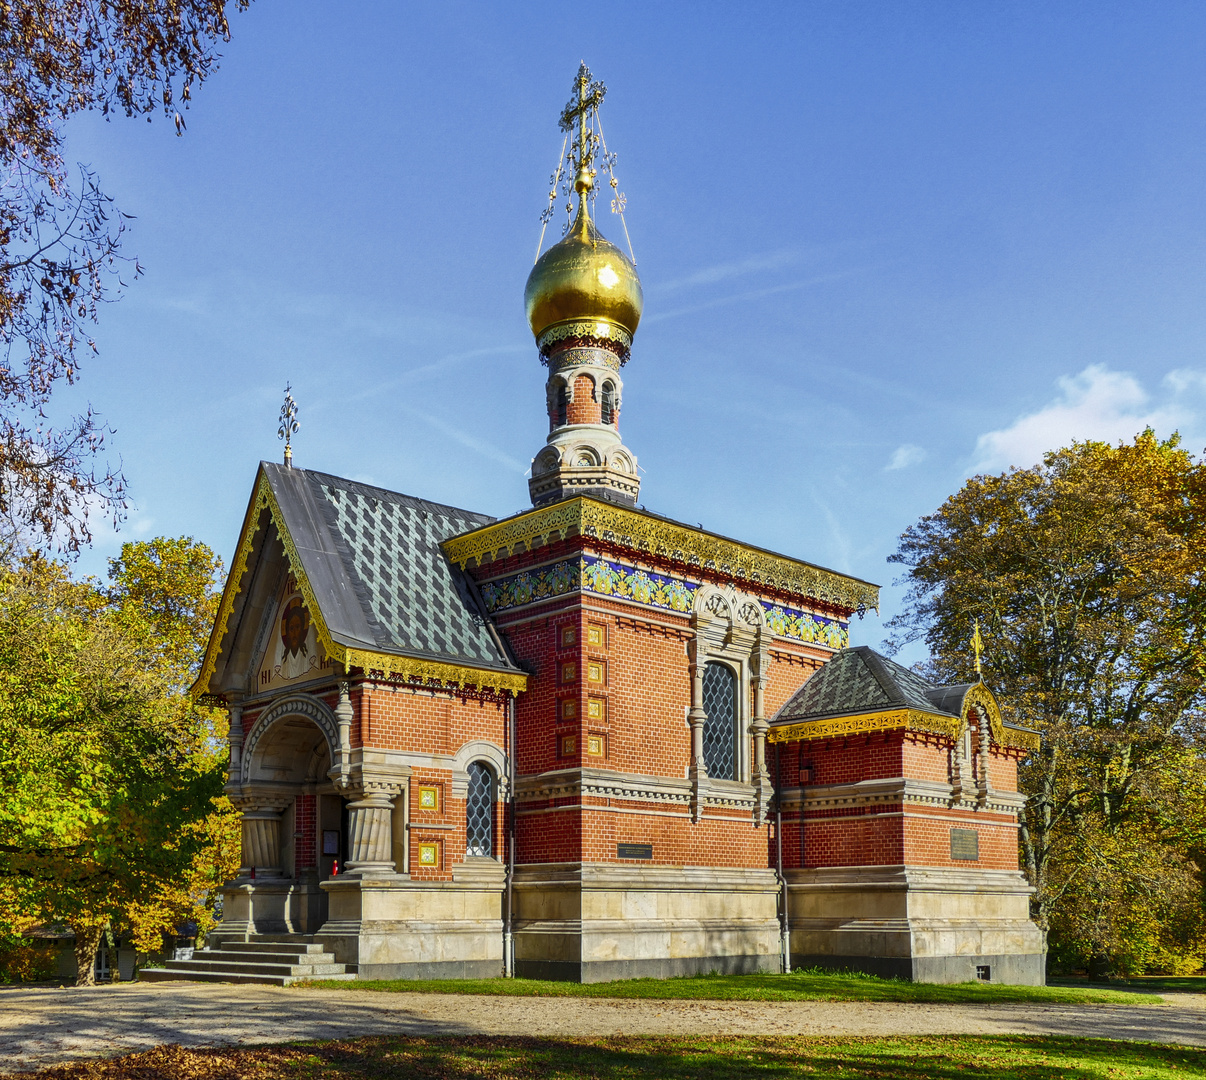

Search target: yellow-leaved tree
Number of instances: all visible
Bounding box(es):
[0,538,238,985]
[887,430,1206,975]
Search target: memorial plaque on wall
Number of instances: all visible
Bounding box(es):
[617,843,653,860]
[950,828,979,861]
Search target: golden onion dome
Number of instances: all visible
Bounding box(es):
[524,197,643,344]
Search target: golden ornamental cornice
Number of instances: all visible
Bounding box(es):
[963,682,1039,751]
[193,472,275,699]
[538,319,632,355]
[768,708,961,745]
[193,470,528,700]
[442,498,880,612]
[342,648,527,695]
[767,701,1038,752]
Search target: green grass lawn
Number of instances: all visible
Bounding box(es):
[1052,975,1206,995]
[299,967,1161,1005]
[6,1035,1202,1080]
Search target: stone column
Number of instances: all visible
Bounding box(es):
[334,681,353,789]
[227,701,244,782]
[687,636,709,823]
[343,787,397,876]
[749,645,772,825]
[241,808,283,876]
[975,707,992,806]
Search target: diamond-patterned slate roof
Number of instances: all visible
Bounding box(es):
[262,462,517,673]
[773,645,955,723]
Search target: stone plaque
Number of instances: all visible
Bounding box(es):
[950,828,979,861]
[617,842,653,860]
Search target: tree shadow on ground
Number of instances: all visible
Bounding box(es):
[3,1035,1204,1080]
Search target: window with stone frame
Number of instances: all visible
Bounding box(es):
[701,661,738,781]
[465,761,496,857]
[601,381,617,424]
[555,385,568,427]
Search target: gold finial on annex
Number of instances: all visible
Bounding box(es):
[972,618,984,677]
[278,383,299,467]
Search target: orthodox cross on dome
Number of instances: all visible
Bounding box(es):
[278,383,300,467]
[971,618,984,677]
[559,62,606,188]
[536,63,634,263]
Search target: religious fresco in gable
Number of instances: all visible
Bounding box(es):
[257,574,332,689]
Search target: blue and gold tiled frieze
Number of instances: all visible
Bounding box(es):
[479,555,848,647]
[761,602,848,649]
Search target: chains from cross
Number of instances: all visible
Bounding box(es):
[535,63,635,264]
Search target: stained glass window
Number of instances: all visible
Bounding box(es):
[702,662,737,781]
[465,761,495,858]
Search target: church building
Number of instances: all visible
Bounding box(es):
[144,68,1043,987]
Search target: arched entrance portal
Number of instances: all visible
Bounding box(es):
[226,695,345,935]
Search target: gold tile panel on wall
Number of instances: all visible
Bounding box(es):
[441,497,880,612]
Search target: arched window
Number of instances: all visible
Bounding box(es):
[601,381,616,425]
[701,662,737,781]
[555,385,568,427]
[465,761,495,857]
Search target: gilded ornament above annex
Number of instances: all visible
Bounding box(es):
[441,497,881,613]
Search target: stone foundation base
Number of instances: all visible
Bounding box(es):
[512,863,781,984]
[787,865,1044,986]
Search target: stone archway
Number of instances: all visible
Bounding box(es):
[225,695,342,936]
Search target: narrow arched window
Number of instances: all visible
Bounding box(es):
[601,381,616,425]
[702,662,737,781]
[465,761,495,857]
[556,385,568,427]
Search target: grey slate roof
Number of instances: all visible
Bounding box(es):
[262,462,517,673]
[772,645,958,723]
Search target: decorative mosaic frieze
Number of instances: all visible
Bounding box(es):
[479,555,848,651]
[442,498,880,613]
[479,560,580,613]
[762,602,848,649]
[580,556,695,612]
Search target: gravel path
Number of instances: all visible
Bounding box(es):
[2,983,1205,1074]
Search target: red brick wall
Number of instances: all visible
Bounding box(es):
[566,373,601,426]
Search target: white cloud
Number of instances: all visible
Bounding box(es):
[886,443,927,471]
[972,364,1203,472]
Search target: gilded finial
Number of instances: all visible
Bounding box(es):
[559,63,606,225]
[971,618,984,678]
[278,383,299,467]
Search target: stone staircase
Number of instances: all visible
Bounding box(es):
[139,939,356,986]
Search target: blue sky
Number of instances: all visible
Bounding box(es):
[59,1,1206,660]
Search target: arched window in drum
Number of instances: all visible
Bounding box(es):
[601,381,617,425]
[465,761,496,857]
[701,662,738,781]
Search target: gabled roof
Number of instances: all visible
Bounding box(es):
[768,645,1038,751]
[194,463,527,698]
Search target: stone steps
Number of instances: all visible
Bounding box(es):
[138,938,355,986]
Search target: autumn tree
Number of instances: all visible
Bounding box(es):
[887,430,1206,972]
[0,2,250,553]
[0,538,238,985]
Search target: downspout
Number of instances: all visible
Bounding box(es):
[503,694,516,977]
[774,741,790,974]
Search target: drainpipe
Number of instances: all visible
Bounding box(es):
[774,741,790,974]
[503,694,516,977]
